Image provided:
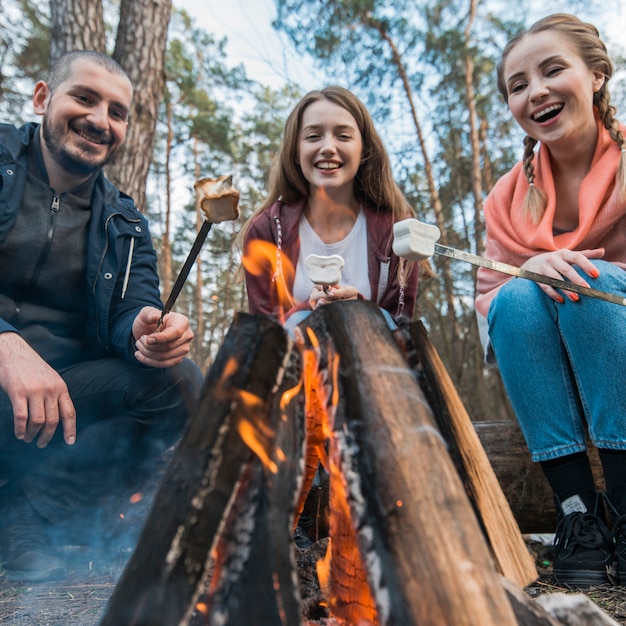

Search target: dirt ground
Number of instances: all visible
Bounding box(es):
[2,536,626,625]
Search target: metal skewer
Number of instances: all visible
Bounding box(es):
[433,243,626,307]
[392,218,626,307]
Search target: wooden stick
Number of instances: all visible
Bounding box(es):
[395,320,537,588]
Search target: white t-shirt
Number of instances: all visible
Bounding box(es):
[292,209,371,303]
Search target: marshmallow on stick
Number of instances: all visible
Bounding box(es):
[194,174,240,223]
[392,218,441,261]
[304,254,345,291]
[158,175,240,328]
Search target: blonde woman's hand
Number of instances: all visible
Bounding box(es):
[520,248,605,302]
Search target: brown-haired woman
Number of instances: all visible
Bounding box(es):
[239,86,420,332]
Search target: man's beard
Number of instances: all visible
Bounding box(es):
[42,116,117,177]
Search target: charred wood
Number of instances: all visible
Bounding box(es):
[100,313,304,626]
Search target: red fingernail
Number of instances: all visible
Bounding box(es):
[556,295,565,303]
[589,268,600,278]
[569,293,579,302]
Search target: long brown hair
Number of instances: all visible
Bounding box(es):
[237,86,415,246]
[497,14,626,222]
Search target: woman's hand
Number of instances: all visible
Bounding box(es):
[309,284,359,309]
[520,248,605,302]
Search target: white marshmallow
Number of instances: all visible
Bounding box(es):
[392,218,441,261]
[304,254,344,286]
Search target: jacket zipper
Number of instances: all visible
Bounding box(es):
[21,194,60,296]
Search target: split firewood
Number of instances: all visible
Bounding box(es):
[394,320,538,588]
[100,313,303,626]
[301,300,520,625]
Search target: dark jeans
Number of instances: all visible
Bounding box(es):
[0,357,203,531]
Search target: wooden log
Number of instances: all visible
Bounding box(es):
[395,320,537,587]
[100,312,304,626]
[303,300,519,626]
[473,420,605,533]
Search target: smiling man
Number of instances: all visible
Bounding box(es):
[34,54,133,188]
[0,51,203,582]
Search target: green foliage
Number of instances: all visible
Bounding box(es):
[0,0,50,121]
[2,0,625,407]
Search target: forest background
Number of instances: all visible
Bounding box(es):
[1,0,625,426]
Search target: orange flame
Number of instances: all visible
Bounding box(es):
[292,330,340,531]
[316,537,332,593]
[328,438,379,625]
[296,328,378,624]
[242,239,295,320]
[195,602,209,616]
[236,389,278,474]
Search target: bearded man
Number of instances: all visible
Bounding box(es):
[0,51,202,582]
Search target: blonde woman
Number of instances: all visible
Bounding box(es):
[476,14,626,587]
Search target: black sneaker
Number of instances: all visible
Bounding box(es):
[552,511,614,587]
[613,514,626,585]
[1,496,65,583]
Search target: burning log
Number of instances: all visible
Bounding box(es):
[302,300,520,625]
[100,312,304,626]
[394,320,537,587]
[100,303,576,626]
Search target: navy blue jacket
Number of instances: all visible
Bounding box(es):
[0,122,162,362]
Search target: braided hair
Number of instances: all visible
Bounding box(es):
[496,14,625,222]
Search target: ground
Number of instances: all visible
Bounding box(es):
[2,537,626,625]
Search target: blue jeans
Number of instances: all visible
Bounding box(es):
[487,260,626,462]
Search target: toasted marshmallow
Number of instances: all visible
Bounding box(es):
[392,218,441,261]
[194,175,240,223]
[304,254,345,287]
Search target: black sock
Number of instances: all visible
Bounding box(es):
[599,448,626,515]
[540,452,597,515]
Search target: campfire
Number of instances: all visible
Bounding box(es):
[95,289,583,625]
[96,232,601,624]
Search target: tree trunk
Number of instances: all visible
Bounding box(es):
[48,0,105,63]
[161,97,174,296]
[107,0,172,211]
[462,0,484,259]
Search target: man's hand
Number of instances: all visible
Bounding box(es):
[132,306,194,368]
[0,333,76,448]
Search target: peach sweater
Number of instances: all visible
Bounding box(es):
[475,118,626,319]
